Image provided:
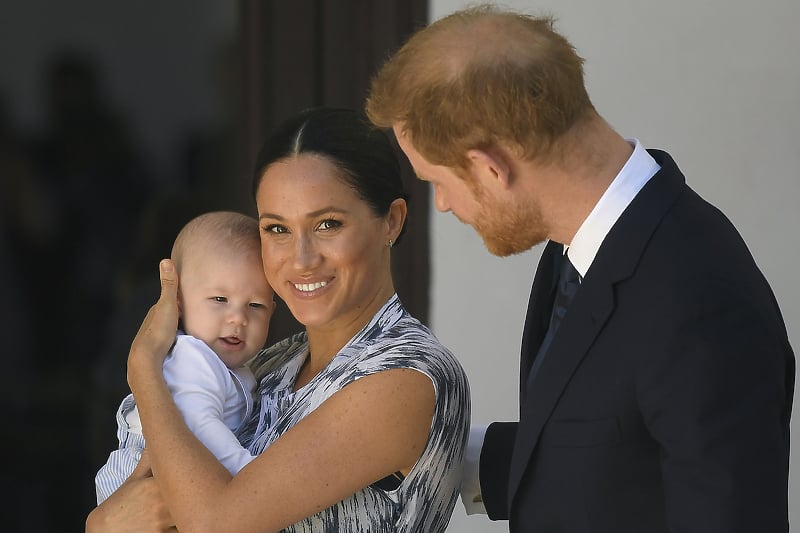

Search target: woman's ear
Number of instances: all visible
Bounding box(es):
[466,146,512,189]
[386,198,408,243]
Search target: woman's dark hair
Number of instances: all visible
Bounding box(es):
[252,107,408,243]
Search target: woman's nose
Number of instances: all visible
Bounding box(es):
[292,234,321,270]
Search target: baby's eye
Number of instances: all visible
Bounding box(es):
[318,219,341,231]
[213,296,228,303]
[249,302,265,309]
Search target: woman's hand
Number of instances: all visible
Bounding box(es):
[128,260,180,391]
[85,449,176,532]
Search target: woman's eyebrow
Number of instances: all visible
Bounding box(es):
[259,207,348,221]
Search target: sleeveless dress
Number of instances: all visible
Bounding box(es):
[238,294,470,532]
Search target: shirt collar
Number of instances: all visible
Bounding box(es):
[566,139,660,277]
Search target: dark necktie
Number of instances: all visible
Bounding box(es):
[526,253,581,388]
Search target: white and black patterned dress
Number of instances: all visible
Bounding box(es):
[238,294,470,532]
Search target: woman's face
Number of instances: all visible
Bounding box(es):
[255,154,402,334]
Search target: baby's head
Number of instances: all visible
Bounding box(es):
[171,211,274,369]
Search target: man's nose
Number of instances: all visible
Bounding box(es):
[433,185,451,212]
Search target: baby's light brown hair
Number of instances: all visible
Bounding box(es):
[171,211,262,273]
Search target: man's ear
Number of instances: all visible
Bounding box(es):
[466,147,512,189]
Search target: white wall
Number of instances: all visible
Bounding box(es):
[427,2,800,532]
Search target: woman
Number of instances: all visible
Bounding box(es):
[86,107,470,532]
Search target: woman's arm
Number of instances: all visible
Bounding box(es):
[87,259,181,532]
[126,260,436,532]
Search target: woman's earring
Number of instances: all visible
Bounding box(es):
[388,239,394,249]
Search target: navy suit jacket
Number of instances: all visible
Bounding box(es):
[480,150,794,532]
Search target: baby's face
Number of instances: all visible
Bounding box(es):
[178,250,274,368]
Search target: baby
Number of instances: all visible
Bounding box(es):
[95,210,274,503]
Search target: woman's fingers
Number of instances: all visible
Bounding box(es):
[158,259,178,305]
[86,474,174,532]
[128,260,181,382]
[148,259,179,339]
[131,448,153,479]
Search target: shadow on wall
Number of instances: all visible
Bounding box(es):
[0,45,248,531]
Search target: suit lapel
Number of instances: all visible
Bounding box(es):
[508,277,616,501]
[507,150,688,509]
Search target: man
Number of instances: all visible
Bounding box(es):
[366,4,794,532]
